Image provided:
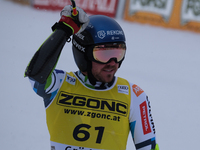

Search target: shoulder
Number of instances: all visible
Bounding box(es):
[117,78,148,111]
[129,82,148,106]
[131,84,146,98]
[54,69,66,77]
[116,77,146,97]
[116,77,130,88]
[45,69,66,92]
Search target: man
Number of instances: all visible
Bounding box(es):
[25,5,159,150]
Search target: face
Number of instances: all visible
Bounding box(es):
[91,60,119,83]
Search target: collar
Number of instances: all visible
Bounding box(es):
[75,71,115,89]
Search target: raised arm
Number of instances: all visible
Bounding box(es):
[24,5,89,84]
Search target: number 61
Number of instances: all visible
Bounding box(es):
[73,124,105,144]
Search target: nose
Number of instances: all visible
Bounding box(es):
[106,58,117,65]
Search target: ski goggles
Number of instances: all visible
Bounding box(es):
[89,43,126,64]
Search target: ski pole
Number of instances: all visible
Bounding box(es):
[70,0,78,19]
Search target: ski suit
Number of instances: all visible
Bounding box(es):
[29,69,158,150]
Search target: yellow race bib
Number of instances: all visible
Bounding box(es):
[46,72,131,150]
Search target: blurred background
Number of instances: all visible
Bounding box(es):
[0,0,200,150]
[9,0,200,33]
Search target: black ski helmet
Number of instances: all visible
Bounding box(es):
[72,15,126,72]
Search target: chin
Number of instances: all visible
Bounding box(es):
[103,75,114,83]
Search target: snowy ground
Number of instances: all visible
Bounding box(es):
[0,0,200,150]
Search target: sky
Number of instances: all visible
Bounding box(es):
[0,0,200,150]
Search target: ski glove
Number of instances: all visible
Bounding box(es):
[52,5,89,36]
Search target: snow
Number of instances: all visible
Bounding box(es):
[1,0,200,149]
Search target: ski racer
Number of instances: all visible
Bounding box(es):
[25,5,159,150]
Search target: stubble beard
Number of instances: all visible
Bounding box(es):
[94,66,116,83]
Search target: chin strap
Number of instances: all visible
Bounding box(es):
[87,61,97,85]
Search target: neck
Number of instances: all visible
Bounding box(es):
[81,71,87,76]
[75,71,115,89]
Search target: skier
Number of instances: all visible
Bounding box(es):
[25,5,159,150]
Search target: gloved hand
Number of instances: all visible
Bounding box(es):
[52,5,89,36]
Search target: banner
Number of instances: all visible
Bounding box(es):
[32,0,119,17]
[124,0,200,33]
[9,0,30,5]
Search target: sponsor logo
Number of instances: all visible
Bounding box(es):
[129,0,174,22]
[57,92,128,116]
[65,145,94,150]
[66,74,76,85]
[78,0,118,15]
[112,36,119,40]
[75,33,85,40]
[33,0,118,17]
[97,30,106,39]
[79,0,117,13]
[140,101,151,135]
[107,30,124,36]
[118,85,129,95]
[72,39,85,52]
[181,0,200,24]
[34,0,117,13]
[132,84,144,97]
[64,108,121,122]
[146,96,156,134]
[97,30,124,39]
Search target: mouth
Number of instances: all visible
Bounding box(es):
[104,69,113,72]
[103,67,115,73]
